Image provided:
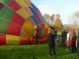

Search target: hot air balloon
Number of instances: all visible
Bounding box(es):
[0,0,47,45]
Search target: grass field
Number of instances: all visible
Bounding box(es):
[0,44,79,59]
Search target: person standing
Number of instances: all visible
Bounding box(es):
[76,30,79,48]
[48,26,56,56]
[67,29,77,53]
[67,30,73,52]
[71,31,77,53]
[61,30,67,47]
[34,25,41,45]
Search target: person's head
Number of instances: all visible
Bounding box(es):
[49,26,55,33]
[34,26,37,30]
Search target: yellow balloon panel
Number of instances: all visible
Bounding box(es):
[16,8,32,19]
[20,30,29,38]
[21,18,35,38]
[6,35,20,44]
[15,0,30,7]
[25,0,32,7]
[45,24,49,29]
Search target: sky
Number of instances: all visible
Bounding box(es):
[31,0,79,24]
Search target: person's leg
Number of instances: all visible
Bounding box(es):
[73,44,77,52]
[52,46,56,55]
[71,45,74,53]
[35,35,38,45]
[62,38,65,47]
[49,46,53,56]
[67,45,70,53]
[68,46,72,53]
[75,45,77,52]
[36,38,37,44]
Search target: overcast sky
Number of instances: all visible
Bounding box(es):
[31,0,79,24]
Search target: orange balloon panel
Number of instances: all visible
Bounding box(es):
[20,37,29,45]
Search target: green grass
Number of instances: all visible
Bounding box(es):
[0,44,79,59]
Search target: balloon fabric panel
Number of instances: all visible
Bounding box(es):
[22,18,35,37]
[0,0,12,4]
[20,37,29,45]
[0,17,9,33]
[0,34,6,44]
[7,13,25,36]
[0,6,14,21]
[30,7,36,15]
[34,13,42,24]
[6,0,21,11]
[7,21,21,36]
[6,35,20,44]
[16,8,32,19]
[30,15,39,26]
[41,16,47,24]
[15,0,30,7]
[10,13,25,26]
[0,2,4,9]
[25,0,32,7]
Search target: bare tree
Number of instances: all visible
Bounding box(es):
[75,11,79,29]
[69,11,79,30]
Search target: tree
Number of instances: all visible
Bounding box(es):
[69,11,79,30]
[43,14,51,25]
[53,14,63,31]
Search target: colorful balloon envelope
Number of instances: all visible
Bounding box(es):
[0,0,47,44]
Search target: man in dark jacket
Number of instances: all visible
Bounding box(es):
[61,30,68,47]
[35,25,41,45]
[48,26,56,56]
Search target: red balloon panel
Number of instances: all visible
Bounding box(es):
[11,13,25,26]
[7,22,21,36]
[7,0,21,11]
[0,34,6,44]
